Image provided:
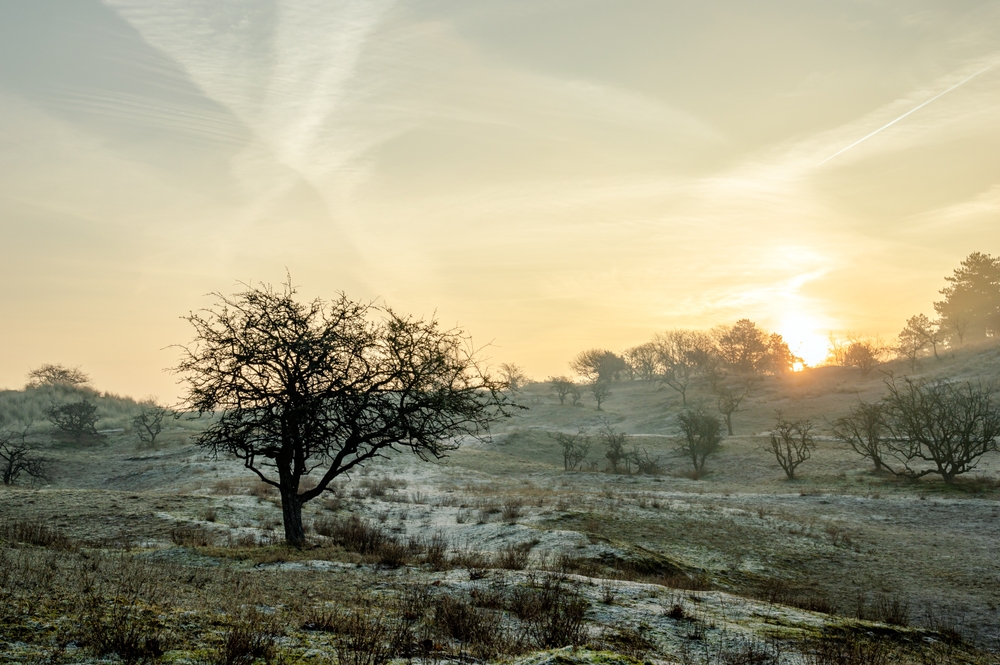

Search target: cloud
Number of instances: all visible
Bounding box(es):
[105,0,395,197]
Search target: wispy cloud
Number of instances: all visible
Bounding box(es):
[817,63,994,166]
[105,0,395,196]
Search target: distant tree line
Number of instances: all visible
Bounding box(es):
[827,252,1000,375]
[548,318,797,434]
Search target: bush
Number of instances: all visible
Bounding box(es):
[314,515,418,567]
[549,430,591,470]
[170,523,215,547]
[495,541,533,570]
[804,631,893,665]
[500,497,524,524]
[45,399,100,443]
[880,377,1000,483]
[0,519,76,550]
[601,622,656,660]
[133,402,170,447]
[767,413,815,479]
[77,556,167,665]
[0,425,48,486]
[209,608,277,665]
[334,606,409,665]
[509,577,589,648]
[432,594,513,659]
[676,409,723,475]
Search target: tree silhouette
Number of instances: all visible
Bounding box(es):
[174,279,514,547]
[934,252,1000,343]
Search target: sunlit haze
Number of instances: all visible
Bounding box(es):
[3,1,1000,400]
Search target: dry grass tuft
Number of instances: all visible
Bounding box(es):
[0,519,77,551]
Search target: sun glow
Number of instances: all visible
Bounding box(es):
[776,313,832,368]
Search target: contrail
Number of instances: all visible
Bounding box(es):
[818,64,994,166]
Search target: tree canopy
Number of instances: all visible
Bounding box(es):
[26,364,90,389]
[174,280,515,546]
[714,320,798,374]
[934,252,1000,343]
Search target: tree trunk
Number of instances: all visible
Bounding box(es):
[724,414,733,436]
[681,390,687,407]
[279,486,306,547]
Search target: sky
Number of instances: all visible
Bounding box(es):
[2,1,1000,401]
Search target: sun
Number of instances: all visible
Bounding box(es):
[776,313,831,368]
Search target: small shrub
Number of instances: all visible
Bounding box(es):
[335,606,408,665]
[649,572,712,591]
[665,603,686,620]
[0,519,76,550]
[756,579,834,615]
[423,532,449,568]
[209,608,277,665]
[77,556,167,665]
[500,497,524,524]
[600,578,618,604]
[170,523,215,548]
[45,399,100,444]
[397,584,433,624]
[602,622,656,660]
[226,532,259,548]
[314,515,411,567]
[249,480,275,499]
[872,593,909,626]
[804,631,893,665]
[713,635,782,665]
[321,495,343,512]
[509,577,589,648]
[495,541,532,570]
[432,595,510,659]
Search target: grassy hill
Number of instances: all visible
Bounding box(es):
[1,345,999,663]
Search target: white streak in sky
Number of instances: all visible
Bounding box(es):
[818,64,993,166]
[105,0,394,183]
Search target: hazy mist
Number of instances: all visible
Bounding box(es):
[3,1,1000,399]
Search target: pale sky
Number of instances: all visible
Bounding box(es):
[2,1,1000,400]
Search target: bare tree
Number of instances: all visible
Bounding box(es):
[880,377,1000,484]
[675,409,724,476]
[895,326,927,372]
[0,423,48,485]
[570,349,629,383]
[623,343,660,383]
[45,400,99,444]
[653,330,713,406]
[548,376,578,405]
[133,401,171,447]
[174,279,514,547]
[902,314,944,361]
[713,376,757,435]
[26,364,90,389]
[767,413,815,479]
[591,380,612,411]
[939,311,971,346]
[826,334,849,366]
[498,363,529,392]
[549,430,591,471]
[628,445,663,475]
[841,336,889,377]
[599,422,629,474]
[830,400,888,471]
